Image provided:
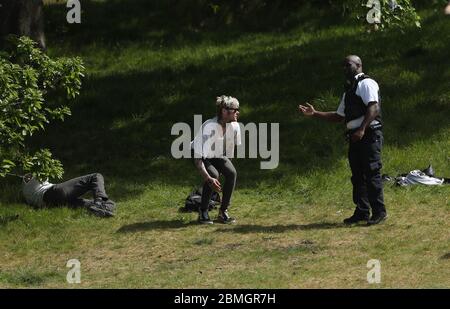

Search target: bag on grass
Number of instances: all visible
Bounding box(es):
[181,186,221,212]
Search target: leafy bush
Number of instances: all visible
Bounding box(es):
[0,36,85,180]
[341,0,422,30]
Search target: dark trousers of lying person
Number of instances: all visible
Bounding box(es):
[44,173,110,208]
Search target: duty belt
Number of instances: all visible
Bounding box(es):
[345,123,382,141]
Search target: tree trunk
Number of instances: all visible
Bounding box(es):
[0,0,46,50]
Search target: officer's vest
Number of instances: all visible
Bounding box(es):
[344,74,382,125]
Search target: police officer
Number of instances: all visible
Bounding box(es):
[299,55,387,225]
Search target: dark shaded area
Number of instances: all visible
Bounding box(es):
[117,219,198,233]
[116,220,363,233]
[0,214,20,226]
[116,219,367,233]
[0,0,46,50]
[214,222,358,233]
[44,0,343,49]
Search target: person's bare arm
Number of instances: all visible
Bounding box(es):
[194,158,222,192]
[299,103,344,123]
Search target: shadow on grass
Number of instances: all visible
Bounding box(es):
[116,220,364,234]
[215,221,366,233]
[117,219,198,233]
[0,268,60,287]
[440,253,450,260]
[0,214,20,226]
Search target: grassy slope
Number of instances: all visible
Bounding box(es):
[0,1,449,288]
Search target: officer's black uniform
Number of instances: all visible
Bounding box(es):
[345,75,386,217]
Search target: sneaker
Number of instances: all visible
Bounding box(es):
[217,209,236,224]
[198,210,213,224]
[343,213,369,225]
[88,199,115,217]
[367,212,388,226]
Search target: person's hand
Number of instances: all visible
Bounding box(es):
[351,128,365,142]
[206,177,222,192]
[298,103,316,116]
[445,2,450,15]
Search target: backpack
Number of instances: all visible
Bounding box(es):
[181,186,221,212]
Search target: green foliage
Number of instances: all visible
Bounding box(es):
[341,0,422,30]
[21,149,64,180]
[0,36,85,180]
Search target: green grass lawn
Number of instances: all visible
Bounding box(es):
[0,1,449,288]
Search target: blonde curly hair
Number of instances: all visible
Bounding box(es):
[216,95,239,119]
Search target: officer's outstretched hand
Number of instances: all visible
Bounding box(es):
[299,103,315,116]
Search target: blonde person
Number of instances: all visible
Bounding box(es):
[191,95,241,224]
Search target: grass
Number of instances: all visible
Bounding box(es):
[0,1,449,288]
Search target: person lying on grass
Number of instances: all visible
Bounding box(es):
[22,173,116,217]
[191,95,241,225]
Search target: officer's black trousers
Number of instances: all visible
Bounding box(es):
[348,129,386,215]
